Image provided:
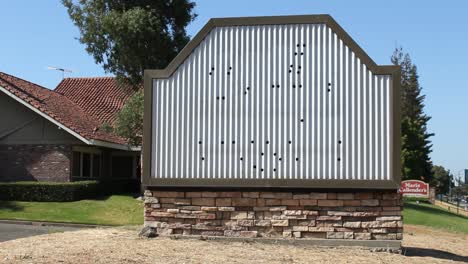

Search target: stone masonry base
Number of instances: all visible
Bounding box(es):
[144,190,402,242]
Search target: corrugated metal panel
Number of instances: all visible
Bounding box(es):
[152,24,392,181]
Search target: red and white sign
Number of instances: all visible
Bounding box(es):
[399,180,429,198]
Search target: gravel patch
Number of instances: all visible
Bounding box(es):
[0,225,466,263]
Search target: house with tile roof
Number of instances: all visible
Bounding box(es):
[0,72,140,183]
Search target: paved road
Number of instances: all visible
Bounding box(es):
[0,223,82,242]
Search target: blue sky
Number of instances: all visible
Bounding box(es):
[1,1,467,179]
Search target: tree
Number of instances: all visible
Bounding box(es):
[391,48,434,182]
[63,0,197,145]
[431,165,452,194]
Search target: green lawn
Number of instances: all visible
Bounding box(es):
[0,195,143,226]
[403,200,468,234]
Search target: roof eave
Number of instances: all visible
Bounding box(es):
[0,84,140,151]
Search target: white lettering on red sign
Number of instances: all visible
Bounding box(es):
[399,180,429,197]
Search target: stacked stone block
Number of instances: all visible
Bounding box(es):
[144,190,402,240]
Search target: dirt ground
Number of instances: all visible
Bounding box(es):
[0,225,466,264]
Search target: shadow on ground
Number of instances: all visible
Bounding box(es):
[404,247,468,262]
[0,201,23,211]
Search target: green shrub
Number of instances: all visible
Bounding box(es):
[0,181,99,202]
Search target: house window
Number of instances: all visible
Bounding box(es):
[72,149,101,179]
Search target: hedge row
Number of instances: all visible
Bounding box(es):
[0,181,99,202]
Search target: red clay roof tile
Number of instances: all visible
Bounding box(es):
[0,72,133,146]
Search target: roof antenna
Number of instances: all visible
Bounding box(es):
[46,66,73,79]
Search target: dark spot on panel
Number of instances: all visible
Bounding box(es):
[201,157,205,161]
[232,141,235,144]
[240,157,243,161]
[276,85,280,88]
[337,158,341,161]
[221,141,224,144]
[266,141,269,144]
[261,153,264,156]
[300,119,304,122]
[296,158,299,161]
[199,141,202,144]
[288,141,292,144]
[273,153,277,156]
[261,168,264,172]
[253,165,256,169]
[251,140,255,144]
[222,96,225,100]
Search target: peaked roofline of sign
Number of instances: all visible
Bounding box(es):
[145,14,400,79]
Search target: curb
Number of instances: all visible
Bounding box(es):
[165,234,402,252]
[0,219,113,229]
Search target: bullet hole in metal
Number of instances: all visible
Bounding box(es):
[279,158,282,161]
[221,141,224,144]
[289,70,292,73]
[276,85,280,88]
[273,168,276,172]
[240,157,243,161]
[301,52,304,55]
[216,96,220,100]
[271,84,275,88]
[288,141,292,144]
[253,165,256,169]
[265,141,269,144]
[222,96,225,100]
[201,157,205,161]
[303,44,306,47]
[328,83,332,86]
[212,67,215,70]
[229,66,232,70]
[198,141,202,144]
[232,141,235,144]
[244,92,247,95]
[296,157,299,161]
[251,140,255,144]
[273,153,277,156]
[227,72,230,75]
[337,158,341,161]
[299,84,302,88]
[328,88,331,92]
[295,52,298,55]
[261,168,264,172]
[292,84,296,88]
[298,66,301,69]
[297,71,300,74]
[297,44,300,47]
[300,119,304,122]
[247,87,250,90]
[209,72,212,75]
[261,153,264,156]
[290,65,293,68]
[338,140,342,144]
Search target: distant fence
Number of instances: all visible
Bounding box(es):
[435,200,468,217]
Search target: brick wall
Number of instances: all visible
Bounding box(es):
[0,144,72,182]
[144,190,402,240]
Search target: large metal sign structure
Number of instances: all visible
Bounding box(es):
[143,15,401,189]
